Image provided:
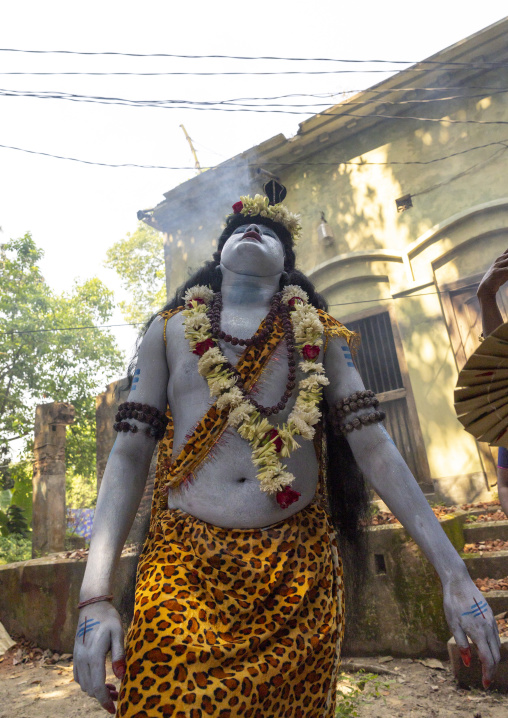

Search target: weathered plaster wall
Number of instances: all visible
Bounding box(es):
[149,42,508,503]
[0,554,137,653]
[3,513,506,658]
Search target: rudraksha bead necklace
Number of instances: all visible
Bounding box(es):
[208,291,281,347]
[207,293,296,416]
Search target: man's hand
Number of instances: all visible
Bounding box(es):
[477,249,508,300]
[73,602,126,713]
[477,250,508,347]
[443,572,501,688]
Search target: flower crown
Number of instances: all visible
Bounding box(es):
[229,194,302,243]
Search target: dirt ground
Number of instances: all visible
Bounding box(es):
[337,656,508,717]
[1,649,508,718]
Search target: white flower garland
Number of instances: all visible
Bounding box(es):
[234,195,302,242]
[181,285,329,495]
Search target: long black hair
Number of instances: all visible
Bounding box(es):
[126,212,369,587]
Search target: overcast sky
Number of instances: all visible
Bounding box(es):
[1,1,507,364]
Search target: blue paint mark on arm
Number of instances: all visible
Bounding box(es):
[77,618,101,640]
[134,369,140,375]
[380,425,396,447]
[461,599,488,618]
[340,346,354,366]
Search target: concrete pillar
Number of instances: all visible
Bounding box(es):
[32,402,75,557]
[96,379,129,494]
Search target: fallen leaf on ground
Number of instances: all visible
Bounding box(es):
[417,658,445,670]
[464,539,508,553]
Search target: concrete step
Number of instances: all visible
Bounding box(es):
[448,635,508,691]
[463,520,508,543]
[462,549,508,579]
[483,590,508,615]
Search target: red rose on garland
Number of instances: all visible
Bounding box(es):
[232,201,243,214]
[265,428,283,453]
[288,296,303,309]
[193,338,215,356]
[276,485,301,509]
[302,344,320,360]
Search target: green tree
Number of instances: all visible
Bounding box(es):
[104,221,166,324]
[6,505,28,536]
[0,233,125,521]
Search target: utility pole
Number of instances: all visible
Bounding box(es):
[179,124,202,174]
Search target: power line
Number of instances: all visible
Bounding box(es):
[412,145,508,199]
[0,69,450,76]
[1,322,142,336]
[3,89,508,124]
[0,289,459,337]
[1,138,507,170]
[2,87,507,112]
[1,48,507,69]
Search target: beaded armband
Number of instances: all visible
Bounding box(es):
[113,402,169,441]
[330,390,385,435]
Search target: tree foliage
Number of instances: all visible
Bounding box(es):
[104,221,166,324]
[0,233,125,484]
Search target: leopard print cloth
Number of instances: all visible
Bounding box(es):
[116,503,344,718]
[115,306,354,717]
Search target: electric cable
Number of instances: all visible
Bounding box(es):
[2,87,507,110]
[412,145,508,199]
[0,69,466,76]
[1,47,507,69]
[0,289,463,337]
[1,137,508,170]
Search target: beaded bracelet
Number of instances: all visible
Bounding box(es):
[77,594,114,610]
[334,390,379,418]
[340,409,386,434]
[329,390,385,435]
[113,401,169,441]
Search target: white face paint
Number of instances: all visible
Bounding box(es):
[220,223,285,277]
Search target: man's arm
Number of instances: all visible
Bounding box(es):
[324,336,501,687]
[477,249,508,336]
[73,316,169,712]
[496,448,508,518]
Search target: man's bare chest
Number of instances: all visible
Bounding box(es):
[165,311,288,401]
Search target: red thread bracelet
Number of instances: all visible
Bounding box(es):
[77,594,114,609]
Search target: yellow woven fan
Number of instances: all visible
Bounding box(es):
[454,322,508,448]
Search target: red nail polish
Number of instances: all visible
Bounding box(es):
[112,658,126,679]
[483,677,491,690]
[460,648,471,667]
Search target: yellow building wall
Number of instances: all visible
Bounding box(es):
[279,72,508,502]
[156,66,508,503]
